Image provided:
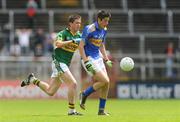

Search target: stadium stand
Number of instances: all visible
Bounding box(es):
[145,37,179,54]
[54,13,89,32]
[0,13,8,28]
[106,37,140,54]
[93,0,122,9]
[46,0,83,8]
[133,13,168,33]
[6,0,27,9]
[108,13,128,33]
[0,0,180,80]
[14,13,49,31]
[127,0,161,9]
[166,0,180,9]
[173,13,180,33]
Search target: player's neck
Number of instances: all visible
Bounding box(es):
[68,27,77,36]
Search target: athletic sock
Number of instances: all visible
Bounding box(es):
[33,79,40,86]
[68,103,75,113]
[83,86,95,97]
[98,98,106,113]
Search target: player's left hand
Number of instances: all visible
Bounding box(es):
[72,38,81,44]
[106,60,113,68]
[84,60,96,75]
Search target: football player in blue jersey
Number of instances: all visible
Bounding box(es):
[79,10,112,115]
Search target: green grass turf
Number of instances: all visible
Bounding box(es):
[0,99,180,122]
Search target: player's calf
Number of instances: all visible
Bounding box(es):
[68,102,83,115]
[79,92,87,110]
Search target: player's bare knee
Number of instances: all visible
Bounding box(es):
[69,82,77,89]
[47,91,55,96]
[99,80,109,87]
[106,80,110,85]
[104,80,109,86]
[73,82,77,89]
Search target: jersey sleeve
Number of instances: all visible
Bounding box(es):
[56,31,65,42]
[82,26,89,42]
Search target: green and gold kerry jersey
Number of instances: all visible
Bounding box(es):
[52,28,81,66]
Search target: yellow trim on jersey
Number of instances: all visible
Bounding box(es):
[61,42,79,52]
[67,27,79,36]
[70,30,76,36]
[89,38,102,47]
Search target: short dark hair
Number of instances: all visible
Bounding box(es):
[68,14,81,23]
[97,10,111,20]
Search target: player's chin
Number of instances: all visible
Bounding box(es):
[75,28,80,31]
[103,25,108,28]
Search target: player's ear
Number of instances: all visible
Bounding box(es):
[69,22,72,27]
[69,21,74,27]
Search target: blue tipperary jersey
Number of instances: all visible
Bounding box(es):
[82,21,107,59]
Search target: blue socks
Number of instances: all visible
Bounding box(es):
[83,86,95,97]
[99,98,106,111]
[83,87,107,112]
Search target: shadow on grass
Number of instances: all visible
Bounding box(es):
[31,114,66,117]
[31,114,84,117]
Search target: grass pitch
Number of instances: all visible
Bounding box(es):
[0,99,180,122]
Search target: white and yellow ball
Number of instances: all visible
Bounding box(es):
[120,57,134,72]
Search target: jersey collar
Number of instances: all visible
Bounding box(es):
[66,28,78,36]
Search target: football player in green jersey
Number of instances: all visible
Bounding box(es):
[21,14,82,115]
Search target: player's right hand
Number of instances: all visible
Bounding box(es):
[84,60,96,75]
[72,38,81,44]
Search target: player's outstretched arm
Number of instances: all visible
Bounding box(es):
[100,44,108,60]
[100,44,112,67]
[79,41,89,62]
[79,40,96,74]
[55,40,74,48]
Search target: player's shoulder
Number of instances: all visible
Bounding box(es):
[56,30,63,36]
[57,28,68,35]
[85,23,96,33]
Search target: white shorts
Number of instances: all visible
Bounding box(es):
[51,60,69,78]
[81,57,106,76]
